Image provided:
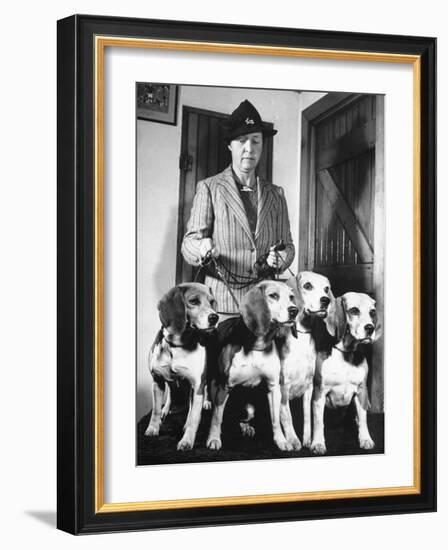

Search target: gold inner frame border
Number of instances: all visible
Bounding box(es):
[94,36,421,514]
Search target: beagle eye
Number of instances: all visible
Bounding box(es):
[188,297,200,306]
[268,292,280,301]
[303,282,313,291]
[348,307,360,316]
[324,286,329,294]
[370,309,377,319]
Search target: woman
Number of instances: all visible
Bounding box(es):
[181,99,295,316]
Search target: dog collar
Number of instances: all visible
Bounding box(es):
[161,325,212,350]
[163,336,187,348]
[250,342,274,352]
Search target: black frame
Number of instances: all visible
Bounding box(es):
[57,14,436,534]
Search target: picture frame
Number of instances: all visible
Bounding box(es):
[136,83,178,124]
[57,14,436,535]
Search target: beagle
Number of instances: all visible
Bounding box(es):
[310,292,380,455]
[275,271,333,450]
[206,280,299,451]
[144,283,219,450]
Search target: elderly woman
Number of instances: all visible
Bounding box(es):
[181,100,295,316]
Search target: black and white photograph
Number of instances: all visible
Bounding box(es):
[136,84,385,466]
[0,0,441,542]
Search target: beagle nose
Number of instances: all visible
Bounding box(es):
[320,296,330,308]
[208,313,219,326]
[288,306,299,319]
[364,324,375,336]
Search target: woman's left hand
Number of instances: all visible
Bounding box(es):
[266,249,287,270]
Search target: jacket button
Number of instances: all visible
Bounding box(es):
[250,247,255,252]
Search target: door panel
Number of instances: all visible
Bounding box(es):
[313,96,376,296]
[300,93,384,412]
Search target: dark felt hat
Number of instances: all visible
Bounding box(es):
[222,100,278,142]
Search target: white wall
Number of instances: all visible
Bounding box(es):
[137,86,325,419]
[1,1,445,549]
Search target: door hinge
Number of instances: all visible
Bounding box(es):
[179,152,193,172]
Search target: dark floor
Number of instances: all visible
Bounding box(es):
[137,386,384,465]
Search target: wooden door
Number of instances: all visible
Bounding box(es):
[176,105,273,284]
[299,93,384,411]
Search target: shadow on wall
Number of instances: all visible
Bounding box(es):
[154,203,181,298]
[137,204,182,422]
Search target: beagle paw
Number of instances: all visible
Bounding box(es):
[202,399,212,411]
[359,437,375,450]
[177,436,194,451]
[274,435,292,451]
[302,436,312,448]
[207,437,222,450]
[239,422,255,438]
[144,424,160,437]
[287,437,302,451]
[310,442,327,455]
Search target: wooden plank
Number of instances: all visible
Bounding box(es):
[308,126,317,269]
[184,111,199,230]
[303,92,356,124]
[177,109,199,284]
[207,117,219,177]
[348,150,374,245]
[318,168,374,263]
[371,95,385,413]
[298,116,311,271]
[257,125,273,182]
[316,119,376,171]
[197,114,209,183]
[175,107,190,284]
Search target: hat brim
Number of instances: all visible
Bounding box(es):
[223,122,278,142]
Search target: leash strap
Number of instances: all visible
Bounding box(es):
[213,261,241,309]
[194,254,241,309]
[194,244,296,309]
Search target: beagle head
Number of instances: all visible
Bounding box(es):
[158,283,218,334]
[241,281,298,337]
[287,271,333,320]
[327,292,380,346]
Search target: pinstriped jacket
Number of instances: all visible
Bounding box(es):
[181,165,295,313]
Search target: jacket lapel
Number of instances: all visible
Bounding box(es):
[255,179,275,240]
[217,166,255,246]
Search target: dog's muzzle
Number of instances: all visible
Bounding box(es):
[208,313,219,326]
[288,306,299,320]
[359,324,375,343]
[307,308,328,318]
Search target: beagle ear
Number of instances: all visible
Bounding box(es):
[323,288,336,335]
[208,287,218,310]
[324,295,346,339]
[241,286,271,337]
[158,286,187,332]
[374,313,383,342]
[286,275,304,313]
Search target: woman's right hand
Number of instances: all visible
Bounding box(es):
[199,238,219,260]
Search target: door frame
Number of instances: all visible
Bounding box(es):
[299,92,385,411]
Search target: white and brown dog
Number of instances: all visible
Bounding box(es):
[206,280,299,451]
[145,283,219,450]
[275,271,333,450]
[310,292,380,455]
